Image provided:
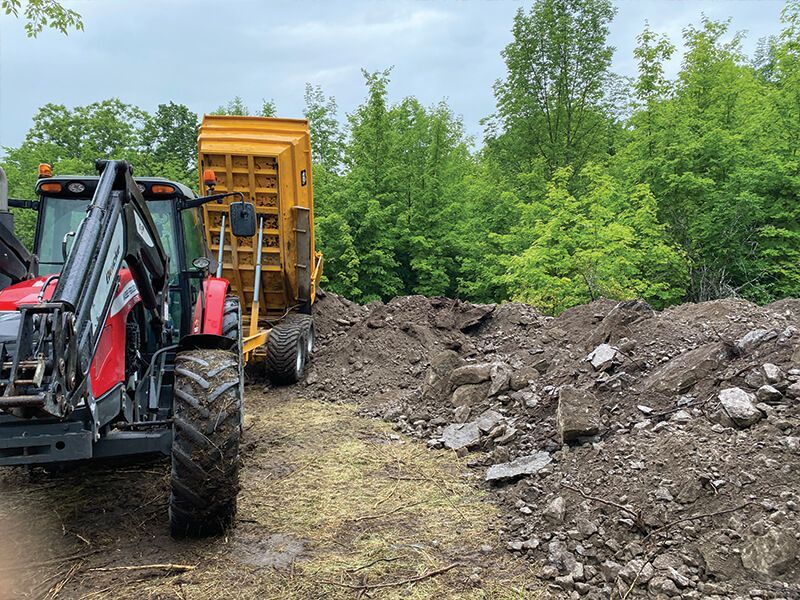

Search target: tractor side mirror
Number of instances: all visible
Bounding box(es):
[230,201,256,237]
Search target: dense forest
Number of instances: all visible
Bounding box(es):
[4,0,800,314]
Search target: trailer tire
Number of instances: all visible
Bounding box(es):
[285,314,315,358]
[221,295,241,351]
[169,349,242,538]
[265,322,306,385]
[221,295,245,427]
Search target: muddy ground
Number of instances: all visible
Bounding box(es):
[2,290,800,599]
[0,391,533,599]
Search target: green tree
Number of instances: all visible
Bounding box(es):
[2,0,82,36]
[212,96,250,116]
[141,102,199,182]
[211,97,277,117]
[260,100,277,117]
[488,0,617,178]
[303,84,344,170]
[503,165,687,314]
[338,69,403,301]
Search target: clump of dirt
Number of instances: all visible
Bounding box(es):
[306,291,800,599]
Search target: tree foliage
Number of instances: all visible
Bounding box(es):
[1,100,198,247]
[211,97,277,117]
[5,0,800,314]
[488,0,618,178]
[2,0,82,37]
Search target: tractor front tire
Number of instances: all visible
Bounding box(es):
[265,322,307,385]
[170,348,242,538]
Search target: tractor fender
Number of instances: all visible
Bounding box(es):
[177,333,236,353]
[190,277,229,336]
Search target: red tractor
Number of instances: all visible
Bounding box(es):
[0,160,257,537]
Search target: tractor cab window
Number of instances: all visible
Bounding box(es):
[37,196,180,283]
[146,200,180,285]
[181,208,207,267]
[37,197,90,274]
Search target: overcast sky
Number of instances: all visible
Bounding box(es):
[0,0,787,151]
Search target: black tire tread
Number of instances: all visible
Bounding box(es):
[266,322,305,385]
[222,296,240,347]
[170,348,242,538]
[285,313,316,360]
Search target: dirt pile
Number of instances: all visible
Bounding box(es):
[304,291,800,599]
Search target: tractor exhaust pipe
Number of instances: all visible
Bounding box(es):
[0,167,11,232]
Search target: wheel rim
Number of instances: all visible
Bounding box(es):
[306,326,315,355]
[295,338,304,377]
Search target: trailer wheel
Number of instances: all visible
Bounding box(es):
[284,314,315,358]
[221,295,244,427]
[265,322,306,385]
[221,295,241,351]
[170,349,242,538]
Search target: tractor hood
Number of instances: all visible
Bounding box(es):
[0,276,54,311]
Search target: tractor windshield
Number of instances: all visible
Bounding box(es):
[37,196,179,279]
[37,197,90,274]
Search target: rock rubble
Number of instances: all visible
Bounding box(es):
[302,291,800,598]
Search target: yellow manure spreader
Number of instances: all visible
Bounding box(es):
[198,115,323,383]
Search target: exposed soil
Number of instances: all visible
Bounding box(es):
[3,289,800,599]
[0,391,532,599]
[301,291,800,599]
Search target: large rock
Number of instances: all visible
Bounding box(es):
[585,300,654,348]
[442,421,480,450]
[761,363,784,384]
[557,386,601,443]
[450,382,491,407]
[475,409,503,433]
[455,305,495,331]
[485,451,552,482]
[646,343,727,394]
[741,527,799,576]
[544,496,566,522]
[736,329,778,355]
[718,387,762,428]
[449,363,493,387]
[586,343,619,372]
[510,367,540,391]
[755,385,783,403]
[422,350,464,401]
[488,363,512,396]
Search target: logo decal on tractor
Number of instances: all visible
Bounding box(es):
[134,210,155,247]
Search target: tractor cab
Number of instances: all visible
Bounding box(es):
[15,172,211,337]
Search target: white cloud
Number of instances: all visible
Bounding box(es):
[0,0,787,153]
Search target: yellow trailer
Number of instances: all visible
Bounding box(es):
[198,115,323,382]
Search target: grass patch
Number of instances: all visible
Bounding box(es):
[0,392,543,599]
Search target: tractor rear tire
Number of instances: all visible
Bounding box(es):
[169,349,242,538]
[265,322,307,385]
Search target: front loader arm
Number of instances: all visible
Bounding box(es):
[1,160,169,418]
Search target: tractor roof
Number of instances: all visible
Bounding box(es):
[35,175,197,200]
